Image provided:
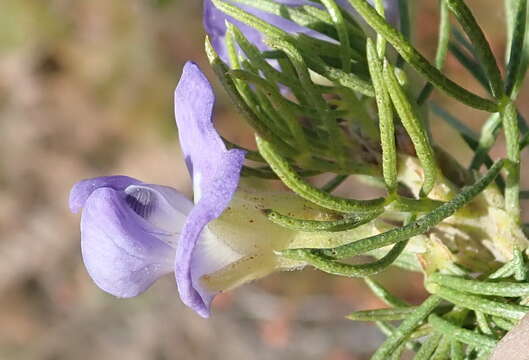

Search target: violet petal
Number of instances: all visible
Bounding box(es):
[80,187,175,298]
[174,62,245,317]
[69,175,141,213]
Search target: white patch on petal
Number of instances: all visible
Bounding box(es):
[193,172,202,203]
[190,226,242,294]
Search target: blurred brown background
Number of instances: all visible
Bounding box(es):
[0,1,526,359]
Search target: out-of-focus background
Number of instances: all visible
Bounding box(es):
[0,1,527,359]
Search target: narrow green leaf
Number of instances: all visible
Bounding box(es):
[386,197,444,213]
[431,285,529,320]
[282,239,409,278]
[383,60,438,195]
[506,0,528,96]
[491,316,516,331]
[513,248,527,281]
[448,42,490,93]
[205,37,296,157]
[300,51,375,96]
[265,209,381,232]
[320,0,352,72]
[344,0,498,112]
[230,69,311,162]
[299,160,503,260]
[212,0,285,38]
[417,0,451,104]
[366,39,397,191]
[370,296,442,360]
[364,278,410,307]
[430,336,452,360]
[475,311,493,335]
[256,136,385,212]
[347,307,418,321]
[445,0,504,98]
[396,0,411,68]
[450,341,465,360]
[429,273,529,297]
[267,38,347,167]
[321,175,348,193]
[228,0,363,41]
[469,113,502,170]
[428,314,498,349]
[413,333,443,360]
[228,24,304,94]
[488,260,515,279]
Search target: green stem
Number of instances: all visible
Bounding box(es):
[502,100,521,223]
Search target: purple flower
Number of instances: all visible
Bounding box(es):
[204,0,323,62]
[70,62,245,317]
[70,178,192,298]
[204,0,400,63]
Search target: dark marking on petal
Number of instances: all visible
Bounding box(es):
[126,188,155,219]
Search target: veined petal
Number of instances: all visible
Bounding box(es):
[69,175,141,213]
[174,62,246,317]
[81,187,175,298]
[125,184,193,246]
